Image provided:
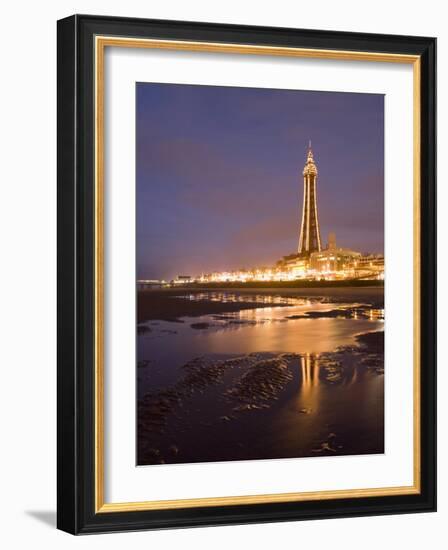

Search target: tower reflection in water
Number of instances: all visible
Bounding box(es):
[298,353,359,411]
[299,354,321,412]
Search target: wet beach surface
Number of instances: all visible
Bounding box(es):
[137,286,384,323]
[137,288,384,466]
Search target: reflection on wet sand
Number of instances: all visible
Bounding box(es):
[299,354,320,409]
[137,289,384,466]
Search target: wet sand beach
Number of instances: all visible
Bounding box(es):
[137,287,384,466]
[137,285,384,322]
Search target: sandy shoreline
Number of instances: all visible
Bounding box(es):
[137,287,384,465]
[138,328,384,465]
[137,286,384,323]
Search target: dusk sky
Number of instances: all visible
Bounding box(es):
[136,83,384,280]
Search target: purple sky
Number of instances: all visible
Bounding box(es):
[136,83,384,280]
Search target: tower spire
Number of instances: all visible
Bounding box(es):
[307,140,314,162]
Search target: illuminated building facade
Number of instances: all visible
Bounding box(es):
[309,237,361,276]
[298,143,322,256]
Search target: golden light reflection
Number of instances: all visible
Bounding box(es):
[299,353,321,410]
[349,365,358,386]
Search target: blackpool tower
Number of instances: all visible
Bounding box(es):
[298,142,322,256]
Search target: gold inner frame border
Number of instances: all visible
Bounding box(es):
[94,35,421,513]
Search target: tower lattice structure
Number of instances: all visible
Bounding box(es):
[298,143,322,256]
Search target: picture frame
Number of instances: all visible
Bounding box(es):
[57,14,436,534]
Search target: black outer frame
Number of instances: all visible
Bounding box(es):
[57,14,436,535]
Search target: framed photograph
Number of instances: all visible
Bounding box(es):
[57,15,436,534]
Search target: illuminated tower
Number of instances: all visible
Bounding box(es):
[298,142,322,255]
